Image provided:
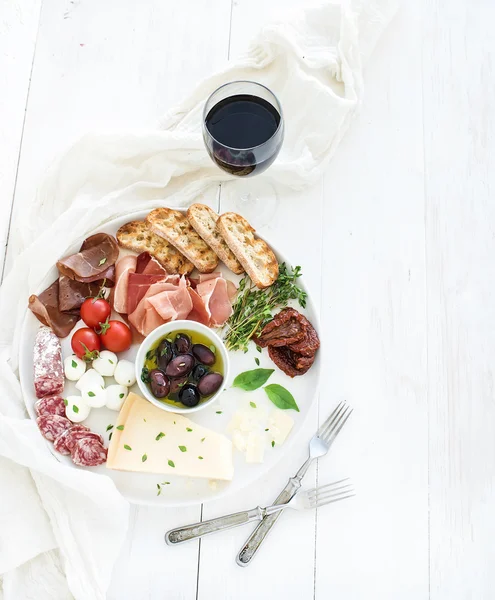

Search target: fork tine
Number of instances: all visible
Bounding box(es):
[320,404,353,445]
[305,478,351,499]
[314,485,355,502]
[318,401,347,438]
[312,492,355,509]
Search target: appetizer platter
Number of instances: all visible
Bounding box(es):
[19,205,321,506]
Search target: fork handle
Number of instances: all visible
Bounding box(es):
[236,475,302,566]
[165,507,262,545]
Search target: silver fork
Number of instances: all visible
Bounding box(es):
[236,400,353,566]
[165,479,354,545]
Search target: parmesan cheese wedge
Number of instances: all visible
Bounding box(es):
[106,393,234,481]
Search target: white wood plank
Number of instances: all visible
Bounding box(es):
[5,1,231,598]
[315,3,429,598]
[197,1,323,598]
[423,1,495,598]
[0,0,42,277]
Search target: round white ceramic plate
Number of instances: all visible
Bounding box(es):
[19,209,320,506]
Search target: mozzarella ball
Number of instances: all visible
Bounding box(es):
[92,351,118,377]
[64,355,86,381]
[114,360,136,386]
[75,368,105,393]
[105,385,128,411]
[65,396,91,423]
[81,386,107,408]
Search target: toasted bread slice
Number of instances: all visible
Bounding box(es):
[187,204,244,275]
[216,213,278,288]
[146,208,219,273]
[116,221,194,275]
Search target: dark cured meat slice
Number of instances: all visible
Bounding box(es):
[57,233,119,283]
[58,276,104,312]
[136,252,152,274]
[33,326,65,397]
[65,428,103,453]
[34,395,66,417]
[29,282,80,339]
[37,414,72,442]
[255,308,306,348]
[268,345,316,377]
[71,437,107,466]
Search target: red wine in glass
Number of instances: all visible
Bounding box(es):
[203,82,284,179]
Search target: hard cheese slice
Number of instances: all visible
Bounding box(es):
[106,392,234,480]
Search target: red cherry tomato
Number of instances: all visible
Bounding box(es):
[80,298,112,330]
[99,320,132,353]
[71,327,101,361]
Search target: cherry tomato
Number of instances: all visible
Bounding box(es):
[99,320,132,353]
[71,327,101,361]
[80,298,111,329]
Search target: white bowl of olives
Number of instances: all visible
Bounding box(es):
[135,321,230,414]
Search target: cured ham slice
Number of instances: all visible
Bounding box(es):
[113,255,137,314]
[187,288,210,325]
[58,275,103,312]
[29,282,79,338]
[126,273,167,315]
[128,281,178,335]
[196,277,233,327]
[57,233,119,283]
[147,277,193,322]
[136,252,168,276]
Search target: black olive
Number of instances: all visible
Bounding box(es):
[197,372,223,397]
[191,364,209,381]
[169,375,188,394]
[157,339,173,369]
[191,344,216,366]
[174,333,192,354]
[165,354,195,378]
[179,384,200,407]
[149,369,171,398]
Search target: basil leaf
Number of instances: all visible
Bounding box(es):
[254,357,260,366]
[198,456,203,460]
[119,393,125,399]
[201,437,206,442]
[142,454,148,462]
[71,359,77,368]
[109,432,113,440]
[73,405,79,413]
[250,401,257,408]
[271,440,275,447]
[106,424,113,431]
[186,428,193,432]
[256,345,262,353]
[156,483,161,496]
[124,444,132,451]
[63,398,68,406]
[232,368,274,391]
[168,460,175,468]
[116,425,124,430]
[98,257,107,266]
[87,391,95,397]
[264,384,300,412]
[178,446,187,452]
[156,432,165,441]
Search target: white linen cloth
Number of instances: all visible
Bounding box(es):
[0,1,398,598]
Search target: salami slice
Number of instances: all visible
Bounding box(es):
[37,414,72,442]
[53,429,72,455]
[33,326,64,398]
[71,437,107,467]
[53,424,89,455]
[65,428,102,453]
[34,395,66,417]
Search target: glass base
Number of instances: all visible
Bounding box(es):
[220,180,279,228]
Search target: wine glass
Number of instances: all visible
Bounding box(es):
[202,81,284,224]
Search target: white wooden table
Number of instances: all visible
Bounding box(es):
[2,0,495,598]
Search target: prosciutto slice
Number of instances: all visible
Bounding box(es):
[147,277,193,321]
[126,273,167,315]
[113,255,137,314]
[29,281,79,338]
[196,276,233,327]
[187,288,210,325]
[128,281,178,335]
[57,233,119,283]
[136,252,168,276]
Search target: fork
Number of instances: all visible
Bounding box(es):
[236,400,353,566]
[165,479,354,545]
